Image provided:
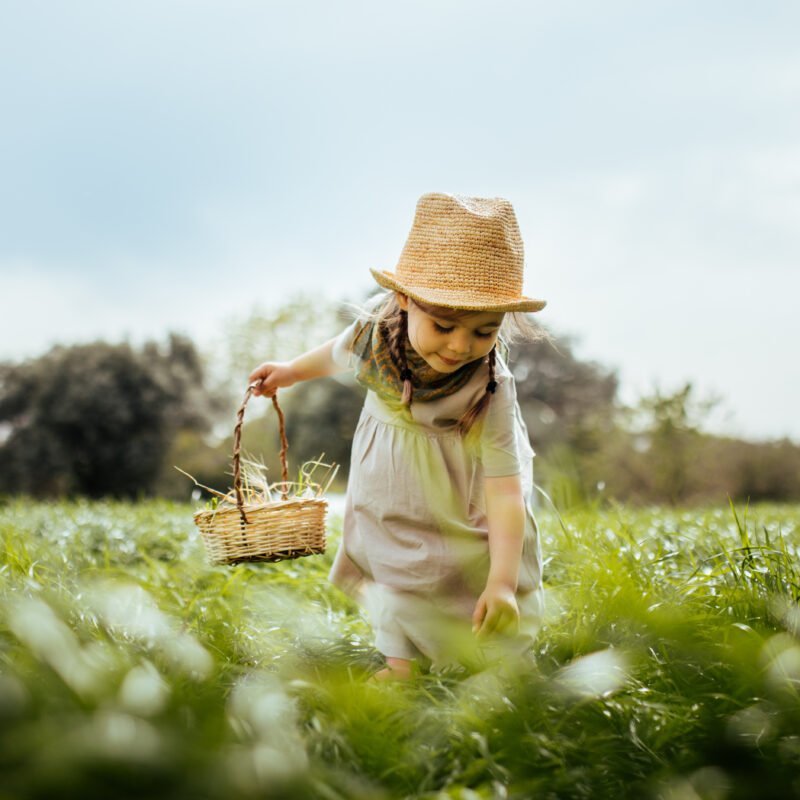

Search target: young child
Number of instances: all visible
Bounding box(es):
[249,192,546,680]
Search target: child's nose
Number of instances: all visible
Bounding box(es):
[449,331,472,354]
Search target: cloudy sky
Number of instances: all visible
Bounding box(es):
[1,0,798,441]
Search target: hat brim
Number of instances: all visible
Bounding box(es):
[370,269,547,313]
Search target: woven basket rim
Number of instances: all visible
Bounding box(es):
[194,496,327,522]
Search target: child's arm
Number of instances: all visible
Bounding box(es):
[248,337,346,397]
[472,473,525,638]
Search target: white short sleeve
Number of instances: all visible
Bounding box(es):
[330,320,364,371]
[479,374,523,477]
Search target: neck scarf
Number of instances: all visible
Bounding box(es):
[350,320,484,404]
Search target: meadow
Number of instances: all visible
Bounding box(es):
[1,499,799,799]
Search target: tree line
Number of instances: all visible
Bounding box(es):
[1,295,798,507]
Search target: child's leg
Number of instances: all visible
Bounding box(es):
[370,656,415,682]
[364,583,421,680]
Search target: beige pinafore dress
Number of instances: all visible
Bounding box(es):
[328,321,544,667]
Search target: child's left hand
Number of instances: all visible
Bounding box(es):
[472,582,520,638]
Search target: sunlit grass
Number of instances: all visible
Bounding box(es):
[1,498,799,798]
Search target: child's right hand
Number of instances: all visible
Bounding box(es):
[248,362,297,397]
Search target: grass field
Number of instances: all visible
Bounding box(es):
[1,499,799,799]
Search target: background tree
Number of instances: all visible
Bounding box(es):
[627,382,718,505]
[195,292,366,491]
[0,335,219,498]
[283,376,365,478]
[510,333,619,453]
[214,293,346,401]
[572,382,725,507]
[508,332,619,507]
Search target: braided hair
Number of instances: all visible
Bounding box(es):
[379,298,499,435]
[381,304,414,406]
[455,345,497,436]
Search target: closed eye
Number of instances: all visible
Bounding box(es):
[433,322,495,338]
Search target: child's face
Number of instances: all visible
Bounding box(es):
[397,294,504,373]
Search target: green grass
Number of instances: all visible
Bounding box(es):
[1,499,799,799]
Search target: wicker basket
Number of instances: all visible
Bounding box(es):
[194,384,327,565]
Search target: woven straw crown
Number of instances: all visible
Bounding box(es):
[371,192,546,313]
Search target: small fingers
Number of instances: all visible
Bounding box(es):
[472,598,487,634]
[247,364,273,394]
[476,608,500,639]
[477,607,519,639]
[250,379,274,397]
[247,370,277,398]
[500,611,520,636]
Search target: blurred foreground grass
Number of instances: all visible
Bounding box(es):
[1,499,799,799]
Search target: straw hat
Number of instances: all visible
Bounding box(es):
[371,192,546,312]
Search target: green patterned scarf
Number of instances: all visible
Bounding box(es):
[350,320,484,404]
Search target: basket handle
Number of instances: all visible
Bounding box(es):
[232,383,290,523]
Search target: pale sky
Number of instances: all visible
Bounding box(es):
[1,0,798,441]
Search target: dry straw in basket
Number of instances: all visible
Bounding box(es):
[191,383,333,565]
